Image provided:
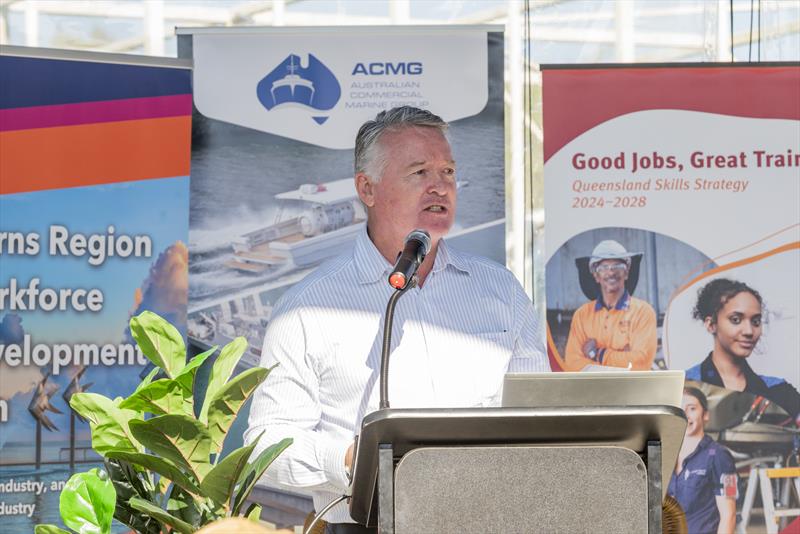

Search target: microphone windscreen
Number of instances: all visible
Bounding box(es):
[407,229,431,255]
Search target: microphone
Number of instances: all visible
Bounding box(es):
[388,229,431,290]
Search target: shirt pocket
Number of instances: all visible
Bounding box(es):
[611,316,633,351]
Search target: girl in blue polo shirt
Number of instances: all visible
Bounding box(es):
[668,387,737,534]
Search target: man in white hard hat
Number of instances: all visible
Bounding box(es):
[563,239,657,371]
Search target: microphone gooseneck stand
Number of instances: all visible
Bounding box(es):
[379,275,418,410]
[304,275,419,534]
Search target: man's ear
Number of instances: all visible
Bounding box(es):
[356,173,375,207]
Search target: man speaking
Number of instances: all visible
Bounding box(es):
[245,107,548,532]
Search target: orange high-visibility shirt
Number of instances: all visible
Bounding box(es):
[564,292,657,371]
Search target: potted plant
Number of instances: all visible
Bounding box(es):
[36,311,291,534]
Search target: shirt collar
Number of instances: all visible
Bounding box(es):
[594,289,630,311]
[353,225,393,284]
[697,434,713,450]
[682,434,714,466]
[431,236,471,275]
[700,352,722,386]
[702,352,766,393]
[353,226,471,284]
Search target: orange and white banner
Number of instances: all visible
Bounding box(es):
[541,64,800,532]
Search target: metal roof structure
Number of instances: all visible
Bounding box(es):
[1,0,798,62]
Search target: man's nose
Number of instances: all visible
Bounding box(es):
[428,172,452,195]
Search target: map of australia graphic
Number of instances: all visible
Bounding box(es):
[256,53,341,124]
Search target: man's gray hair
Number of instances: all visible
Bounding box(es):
[354,106,448,181]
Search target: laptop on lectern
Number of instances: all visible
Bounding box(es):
[501,370,685,409]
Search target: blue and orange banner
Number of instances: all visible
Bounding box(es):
[0,49,192,531]
[0,55,191,194]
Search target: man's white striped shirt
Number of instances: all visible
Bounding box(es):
[245,227,549,523]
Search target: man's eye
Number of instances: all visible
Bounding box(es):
[413,169,426,176]
[444,168,455,175]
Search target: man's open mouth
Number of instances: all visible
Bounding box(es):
[425,205,447,212]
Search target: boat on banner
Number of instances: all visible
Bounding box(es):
[226,178,470,275]
[226,178,366,274]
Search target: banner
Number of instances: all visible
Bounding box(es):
[0,48,192,531]
[180,26,506,392]
[542,64,800,532]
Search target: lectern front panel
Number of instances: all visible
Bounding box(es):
[348,406,687,526]
[394,446,648,533]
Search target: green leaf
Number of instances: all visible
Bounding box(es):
[69,393,141,455]
[167,485,205,529]
[119,378,192,416]
[206,367,270,455]
[103,457,150,504]
[129,414,212,481]
[134,367,160,394]
[199,336,248,423]
[105,450,202,496]
[232,438,293,515]
[202,498,226,520]
[34,526,71,534]
[103,458,161,534]
[59,468,116,534]
[108,501,161,534]
[174,345,217,398]
[245,503,262,522]
[200,441,257,507]
[129,497,193,534]
[130,311,186,378]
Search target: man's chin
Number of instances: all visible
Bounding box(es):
[417,222,453,241]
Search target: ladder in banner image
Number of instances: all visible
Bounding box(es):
[738,464,800,534]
